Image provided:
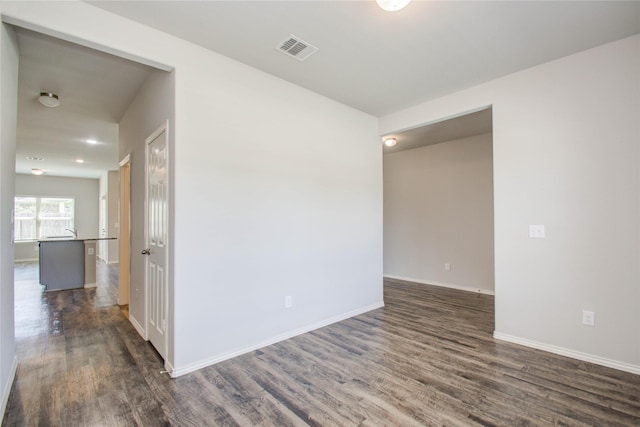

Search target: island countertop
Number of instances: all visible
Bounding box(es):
[38,238,117,291]
[37,237,117,242]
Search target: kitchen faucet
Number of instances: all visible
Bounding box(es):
[65,228,78,239]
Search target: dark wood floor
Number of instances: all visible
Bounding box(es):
[4,266,640,426]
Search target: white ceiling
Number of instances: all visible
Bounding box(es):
[15,28,153,179]
[12,1,640,179]
[89,1,640,116]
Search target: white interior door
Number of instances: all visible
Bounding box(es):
[144,123,169,360]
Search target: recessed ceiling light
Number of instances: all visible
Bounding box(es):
[85,139,98,145]
[31,168,44,175]
[26,156,44,161]
[384,137,397,147]
[75,159,85,164]
[38,92,60,108]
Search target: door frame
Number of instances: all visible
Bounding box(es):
[118,154,131,306]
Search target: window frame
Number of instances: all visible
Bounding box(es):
[14,195,76,242]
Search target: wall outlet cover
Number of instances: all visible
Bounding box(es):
[529,225,546,238]
[582,310,595,326]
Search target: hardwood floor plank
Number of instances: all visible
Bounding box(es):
[4,263,640,426]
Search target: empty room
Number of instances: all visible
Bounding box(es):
[1,1,639,425]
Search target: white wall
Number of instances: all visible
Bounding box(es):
[106,170,118,263]
[0,19,18,419]
[380,35,640,372]
[119,69,174,359]
[0,2,383,376]
[384,133,494,293]
[98,172,107,260]
[98,170,119,263]
[14,174,99,260]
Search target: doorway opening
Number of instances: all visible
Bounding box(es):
[381,106,495,330]
[119,155,131,306]
[10,24,173,365]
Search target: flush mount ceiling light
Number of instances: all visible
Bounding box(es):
[26,156,44,161]
[376,0,411,12]
[31,168,44,175]
[38,92,60,108]
[75,159,85,164]
[85,139,98,145]
[384,137,397,147]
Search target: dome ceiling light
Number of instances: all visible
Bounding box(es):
[376,0,411,12]
[384,137,397,147]
[38,92,60,108]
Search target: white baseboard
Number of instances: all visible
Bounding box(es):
[1,356,18,422]
[84,283,97,288]
[384,275,495,295]
[170,301,385,378]
[107,261,119,265]
[14,258,38,263]
[493,332,640,376]
[129,314,146,340]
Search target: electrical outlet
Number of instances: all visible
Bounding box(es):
[529,225,546,238]
[285,295,293,309]
[444,263,451,271]
[582,310,595,326]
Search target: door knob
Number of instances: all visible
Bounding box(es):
[141,248,151,255]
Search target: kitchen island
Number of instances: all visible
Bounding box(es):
[38,237,116,291]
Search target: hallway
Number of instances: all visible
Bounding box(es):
[7,262,168,425]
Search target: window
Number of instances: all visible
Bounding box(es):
[14,196,75,241]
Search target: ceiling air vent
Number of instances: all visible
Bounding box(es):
[276,35,318,62]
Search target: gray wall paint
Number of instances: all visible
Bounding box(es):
[14,174,99,261]
[119,69,174,363]
[380,35,640,369]
[0,21,18,416]
[384,133,494,293]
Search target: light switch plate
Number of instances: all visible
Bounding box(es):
[529,225,545,238]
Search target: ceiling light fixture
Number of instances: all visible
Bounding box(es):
[75,159,85,164]
[38,92,60,108]
[85,139,98,145]
[26,156,44,161]
[384,137,397,147]
[31,168,44,175]
[376,0,411,12]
